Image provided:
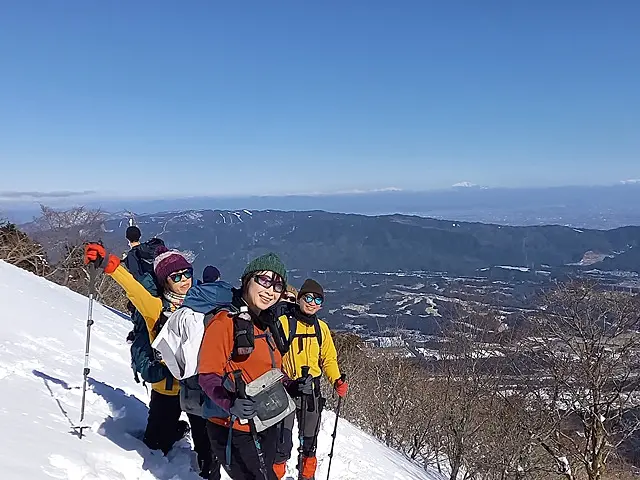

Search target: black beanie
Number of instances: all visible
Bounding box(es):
[126,225,141,243]
[298,278,324,299]
[202,265,221,283]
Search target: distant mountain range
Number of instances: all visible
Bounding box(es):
[5,183,640,228]
[95,209,640,281]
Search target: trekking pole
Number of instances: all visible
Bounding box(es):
[297,366,311,480]
[326,374,346,480]
[77,261,99,438]
[233,370,269,480]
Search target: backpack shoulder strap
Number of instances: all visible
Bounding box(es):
[255,329,277,369]
[287,314,297,348]
[315,319,323,348]
[289,315,323,348]
[203,304,238,329]
[152,298,173,335]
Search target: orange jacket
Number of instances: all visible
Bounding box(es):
[198,311,283,432]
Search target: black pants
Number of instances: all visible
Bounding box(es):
[275,395,324,464]
[188,414,221,480]
[207,421,279,480]
[143,390,183,454]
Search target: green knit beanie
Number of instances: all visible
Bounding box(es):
[242,252,287,283]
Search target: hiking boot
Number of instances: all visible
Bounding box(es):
[301,456,317,480]
[197,450,221,480]
[162,419,191,453]
[273,461,286,479]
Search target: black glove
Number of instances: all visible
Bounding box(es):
[229,398,257,419]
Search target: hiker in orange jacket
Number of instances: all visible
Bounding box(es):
[198,253,312,480]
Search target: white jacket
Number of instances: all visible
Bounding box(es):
[151,307,206,380]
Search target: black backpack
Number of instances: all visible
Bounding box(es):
[287,315,322,352]
[125,238,173,389]
[137,238,164,272]
[125,237,165,282]
[273,302,323,353]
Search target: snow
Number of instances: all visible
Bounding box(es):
[495,265,530,272]
[342,303,370,314]
[0,260,442,480]
[452,181,477,188]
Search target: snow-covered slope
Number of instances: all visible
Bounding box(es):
[0,260,443,480]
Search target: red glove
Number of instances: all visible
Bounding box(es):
[84,243,120,274]
[334,378,348,398]
[84,243,106,264]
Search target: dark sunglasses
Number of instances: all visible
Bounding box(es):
[303,294,323,306]
[169,269,193,283]
[253,274,285,293]
[283,294,297,303]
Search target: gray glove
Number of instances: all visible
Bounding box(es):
[296,375,314,396]
[229,398,257,419]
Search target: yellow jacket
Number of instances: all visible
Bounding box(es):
[110,265,180,396]
[278,313,341,384]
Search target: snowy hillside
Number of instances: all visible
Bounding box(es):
[0,260,443,480]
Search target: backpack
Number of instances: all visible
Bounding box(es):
[286,314,323,350]
[151,281,236,418]
[130,303,174,390]
[275,302,323,352]
[135,238,165,276]
[124,237,165,290]
[126,240,173,390]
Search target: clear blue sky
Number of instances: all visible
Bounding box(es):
[0,1,639,198]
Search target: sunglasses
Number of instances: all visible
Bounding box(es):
[253,274,285,293]
[283,294,297,303]
[168,269,193,283]
[303,294,323,306]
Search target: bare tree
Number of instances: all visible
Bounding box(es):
[30,205,127,310]
[322,332,374,428]
[0,222,49,275]
[326,330,448,473]
[32,205,106,285]
[287,286,640,480]
[522,281,640,480]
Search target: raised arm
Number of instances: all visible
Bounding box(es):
[110,265,163,330]
[84,243,162,331]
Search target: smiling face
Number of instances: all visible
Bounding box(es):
[166,268,193,295]
[281,292,297,303]
[299,293,323,315]
[243,271,285,313]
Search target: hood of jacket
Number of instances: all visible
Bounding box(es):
[181,281,235,314]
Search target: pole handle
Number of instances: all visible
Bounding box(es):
[233,370,246,399]
[87,262,99,296]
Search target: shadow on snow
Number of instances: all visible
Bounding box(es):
[32,370,200,479]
